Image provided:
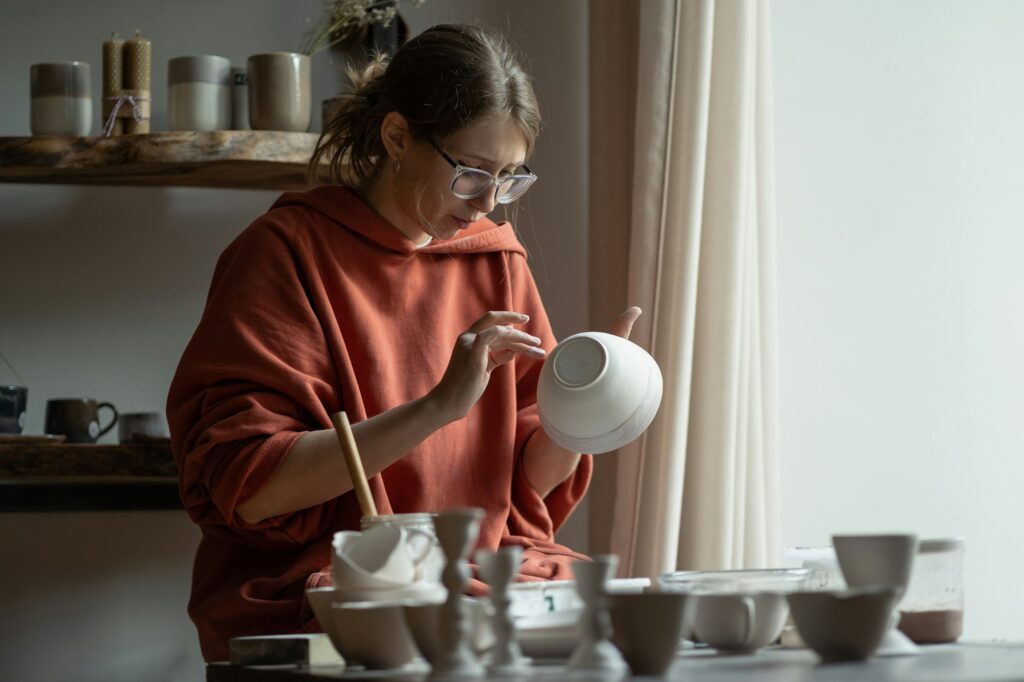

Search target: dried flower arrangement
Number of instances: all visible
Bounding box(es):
[301,0,426,56]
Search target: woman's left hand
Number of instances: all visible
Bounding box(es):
[611,306,642,340]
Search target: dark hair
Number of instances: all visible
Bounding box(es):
[309,23,541,187]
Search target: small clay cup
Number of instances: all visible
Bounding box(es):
[609,592,689,676]
[787,587,899,662]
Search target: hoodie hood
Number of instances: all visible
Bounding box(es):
[271,185,526,257]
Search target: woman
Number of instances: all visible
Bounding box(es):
[167,23,639,661]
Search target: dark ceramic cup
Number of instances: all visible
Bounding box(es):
[0,385,28,434]
[44,398,118,443]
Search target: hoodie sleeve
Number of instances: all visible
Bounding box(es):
[503,251,593,541]
[167,216,342,548]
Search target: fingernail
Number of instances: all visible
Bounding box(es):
[519,314,530,320]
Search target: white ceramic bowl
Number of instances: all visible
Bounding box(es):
[537,332,663,454]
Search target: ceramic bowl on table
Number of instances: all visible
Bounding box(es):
[537,331,662,454]
[316,599,422,670]
[787,587,899,662]
[307,586,440,669]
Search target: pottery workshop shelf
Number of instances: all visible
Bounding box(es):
[0,442,181,511]
[0,131,326,191]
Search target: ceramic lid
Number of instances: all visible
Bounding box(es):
[30,62,91,97]
[168,55,231,85]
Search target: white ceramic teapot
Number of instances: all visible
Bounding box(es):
[537,332,663,454]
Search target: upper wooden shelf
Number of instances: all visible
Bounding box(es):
[0,131,328,191]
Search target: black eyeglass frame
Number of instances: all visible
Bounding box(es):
[427,139,537,204]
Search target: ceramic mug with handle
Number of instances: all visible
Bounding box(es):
[693,592,790,653]
[44,398,118,443]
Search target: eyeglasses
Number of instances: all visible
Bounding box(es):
[428,139,537,204]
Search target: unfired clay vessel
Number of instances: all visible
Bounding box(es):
[538,332,662,454]
[787,587,899,662]
[328,601,423,670]
[833,534,919,657]
[609,592,688,676]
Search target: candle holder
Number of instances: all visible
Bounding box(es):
[567,555,627,674]
[475,546,530,674]
[432,508,485,678]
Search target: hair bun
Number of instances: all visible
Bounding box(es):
[346,53,388,104]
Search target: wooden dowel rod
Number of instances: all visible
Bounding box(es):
[330,411,377,518]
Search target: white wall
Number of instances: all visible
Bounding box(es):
[773,0,1024,641]
[0,2,588,680]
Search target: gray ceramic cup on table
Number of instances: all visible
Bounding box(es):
[44,398,118,443]
[246,52,311,132]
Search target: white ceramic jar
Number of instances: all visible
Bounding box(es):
[537,331,663,454]
[168,55,231,131]
[30,62,92,136]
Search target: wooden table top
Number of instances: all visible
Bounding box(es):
[208,643,1024,682]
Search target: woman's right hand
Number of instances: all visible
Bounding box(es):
[428,311,547,424]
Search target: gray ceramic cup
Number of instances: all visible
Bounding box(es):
[30,62,92,136]
[117,411,170,443]
[246,52,311,132]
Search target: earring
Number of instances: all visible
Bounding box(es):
[392,157,401,174]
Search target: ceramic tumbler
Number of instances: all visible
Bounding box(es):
[168,55,232,131]
[117,411,169,443]
[30,62,92,136]
[246,52,311,132]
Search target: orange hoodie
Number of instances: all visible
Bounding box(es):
[166,185,592,662]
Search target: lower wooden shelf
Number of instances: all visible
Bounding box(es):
[0,442,181,511]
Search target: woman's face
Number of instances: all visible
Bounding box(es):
[395,115,529,241]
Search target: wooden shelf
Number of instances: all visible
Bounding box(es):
[0,442,180,511]
[0,131,328,191]
[0,441,176,478]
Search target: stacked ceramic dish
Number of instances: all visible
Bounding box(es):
[306,524,448,671]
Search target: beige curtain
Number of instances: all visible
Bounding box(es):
[588,0,780,579]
